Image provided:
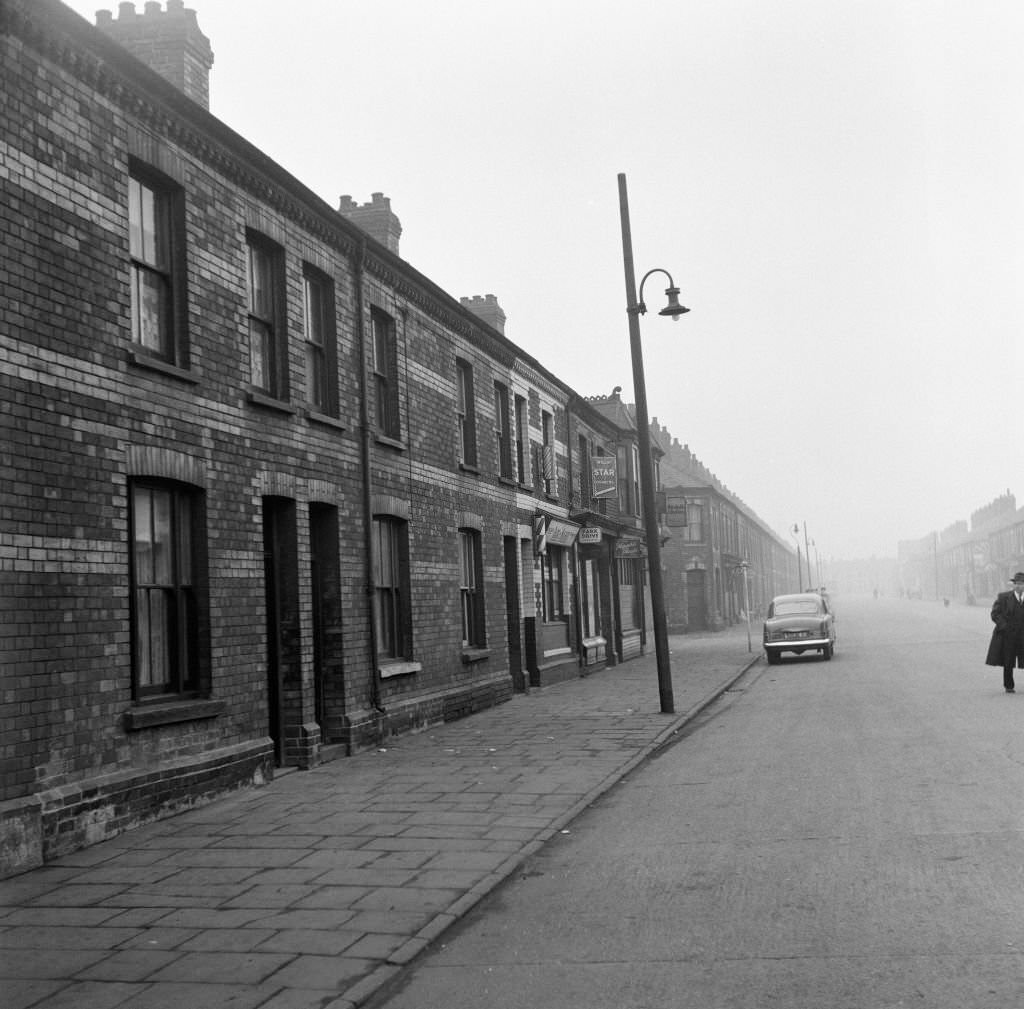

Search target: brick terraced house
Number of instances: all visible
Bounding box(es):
[0,0,688,876]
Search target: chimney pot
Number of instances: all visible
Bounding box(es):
[460,294,507,336]
[96,0,214,109]
[337,193,402,254]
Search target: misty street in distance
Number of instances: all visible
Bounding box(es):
[365,596,1023,1009]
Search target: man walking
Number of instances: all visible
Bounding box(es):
[987,573,1024,693]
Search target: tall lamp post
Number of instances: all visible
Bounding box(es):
[802,521,813,590]
[618,173,689,715]
[790,524,803,592]
[738,560,752,653]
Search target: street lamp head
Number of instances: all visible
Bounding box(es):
[657,286,690,321]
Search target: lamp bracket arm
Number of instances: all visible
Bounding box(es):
[635,267,676,318]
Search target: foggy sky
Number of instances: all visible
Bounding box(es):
[62,0,1023,560]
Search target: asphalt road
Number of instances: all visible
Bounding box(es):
[364,595,1024,1009]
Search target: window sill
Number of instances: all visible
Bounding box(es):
[375,434,407,451]
[246,389,297,414]
[458,462,480,475]
[379,660,421,679]
[123,698,226,731]
[498,475,517,487]
[305,409,346,431]
[128,349,199,384]
[461,648,492,664]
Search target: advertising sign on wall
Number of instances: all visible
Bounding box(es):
[591,457,617,498]
[546,518,580,547]
[665,496,689,527]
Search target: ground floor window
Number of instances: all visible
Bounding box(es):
[581,557,602,637]
[373,516,410,659]
[618,557,643,631]
[459,528,485,646]
[542,544,566,621]
[130,481,202,699]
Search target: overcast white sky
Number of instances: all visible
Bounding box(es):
[65,0,1023,560]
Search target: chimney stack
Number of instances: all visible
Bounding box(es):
[94,1,214,110]
[338,193,402,255]
[460,294,506,336]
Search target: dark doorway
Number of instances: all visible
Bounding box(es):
[686,569,707,631]
[503,536,524,691]
[262,497,298,766]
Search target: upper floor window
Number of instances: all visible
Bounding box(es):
[372,516,410,660]
[632,444,642,516]
[541,410,555,497]
[130,481,202,699]
[247,233,286,399]
[128,168,183,364]
[514,394,529,485]
[372,308,400,439]
[459,528,485,647]
[682,502,705,543]
[578,434,594,506]
[494,382,513,480]
[456,359,477,468]
[303,266,337,415]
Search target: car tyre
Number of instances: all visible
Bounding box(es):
[766,650,781,665]
[822,643,833,660]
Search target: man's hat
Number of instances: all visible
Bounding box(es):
[1011,572,1024,583]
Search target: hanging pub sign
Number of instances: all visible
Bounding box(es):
[545,518,580,547]
[615,537,647,558]
[665,496,689,527]
[590,457,617,498]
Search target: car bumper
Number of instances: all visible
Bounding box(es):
[764,638,831,651]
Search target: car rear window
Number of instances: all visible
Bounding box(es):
[774,601,821,616]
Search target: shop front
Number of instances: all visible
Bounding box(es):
[525,514,581,686]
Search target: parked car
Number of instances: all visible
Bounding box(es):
[762,592,836,663]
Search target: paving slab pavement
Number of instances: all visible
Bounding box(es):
[0,627,761,1009]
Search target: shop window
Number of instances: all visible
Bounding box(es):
[618,557,643,631]
[542,544,566,621]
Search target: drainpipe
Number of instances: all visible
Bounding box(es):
[566,399,584,665]
[354,238,385,719]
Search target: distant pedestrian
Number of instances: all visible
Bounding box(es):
[986,572,1024,693]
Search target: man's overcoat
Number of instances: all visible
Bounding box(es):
[986,590,1024,668]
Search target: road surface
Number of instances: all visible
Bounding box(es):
[365,595,1024,1009]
